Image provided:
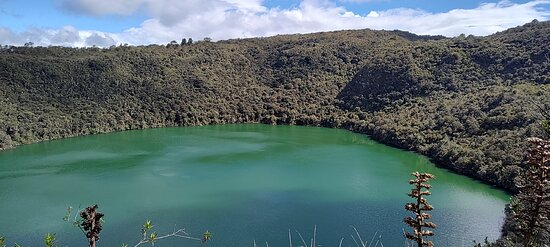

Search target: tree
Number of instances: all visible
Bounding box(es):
[187,38,193,44]
[404,172,436,247]
[534,102,550,138]
[513,138,549,246]
[167,40,178,48]
[181,38,187,46]
[543,120,550,136]
[541,107,550,137]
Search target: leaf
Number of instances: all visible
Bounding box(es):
[202,230,213,243]
[143,220,153,232]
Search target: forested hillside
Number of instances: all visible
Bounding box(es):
[0,20,549,191]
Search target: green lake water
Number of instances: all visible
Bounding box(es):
[0,124,509,246]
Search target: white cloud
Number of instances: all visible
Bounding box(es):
[0,26,118,47]
[367,11,379,17]
[1,0,549,47]
[84,33,117,47]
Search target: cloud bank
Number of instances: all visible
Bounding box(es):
[1,0,549,47]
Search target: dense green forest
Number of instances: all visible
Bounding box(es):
[0,20,549,194]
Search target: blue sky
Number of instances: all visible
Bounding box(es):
[0,0,548,47]
[0,0,145,32]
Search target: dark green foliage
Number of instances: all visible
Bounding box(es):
[538,103,550,137]
[473,237,492,247]
[0,21,549,197]
[338,20,550,191]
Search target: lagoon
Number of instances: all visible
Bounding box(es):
[0,124,508,246]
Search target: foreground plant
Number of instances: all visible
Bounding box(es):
[202,230,213,243]
[44,233,56,247]
[404,172,436,247]
[264,226,320,247]
[258,226,382,247]
[64,205,208,246]
[473,237,491,247]
[513,138,549,246]
[63,205,105,247]
[1,232,57,247]
[64,205,105,247]
[126,219,203,247]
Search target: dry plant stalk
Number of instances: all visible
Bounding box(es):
[80,205,104,247]
[515,137,550,247]
[404,172,436,247]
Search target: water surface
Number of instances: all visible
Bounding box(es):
[0,124,508,246]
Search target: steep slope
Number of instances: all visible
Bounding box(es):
[337,20,550,190]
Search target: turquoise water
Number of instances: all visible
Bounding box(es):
[0,124,508,246]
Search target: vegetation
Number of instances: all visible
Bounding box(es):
[518,138,549,246]
[79,205,104,247]
[2,209,386,247]
[1,21,548,195]
[338,21,550,191]
[539,103,550,136]
[127,219,203,247]
[0,20,549,246]
[473,237,493,247]
[59,205,206,247]
[404,172,436,247]
[499,138,549,246]
[44,233,56,247]
[256,225,382,247]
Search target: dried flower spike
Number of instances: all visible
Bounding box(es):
[404,172,436,247]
